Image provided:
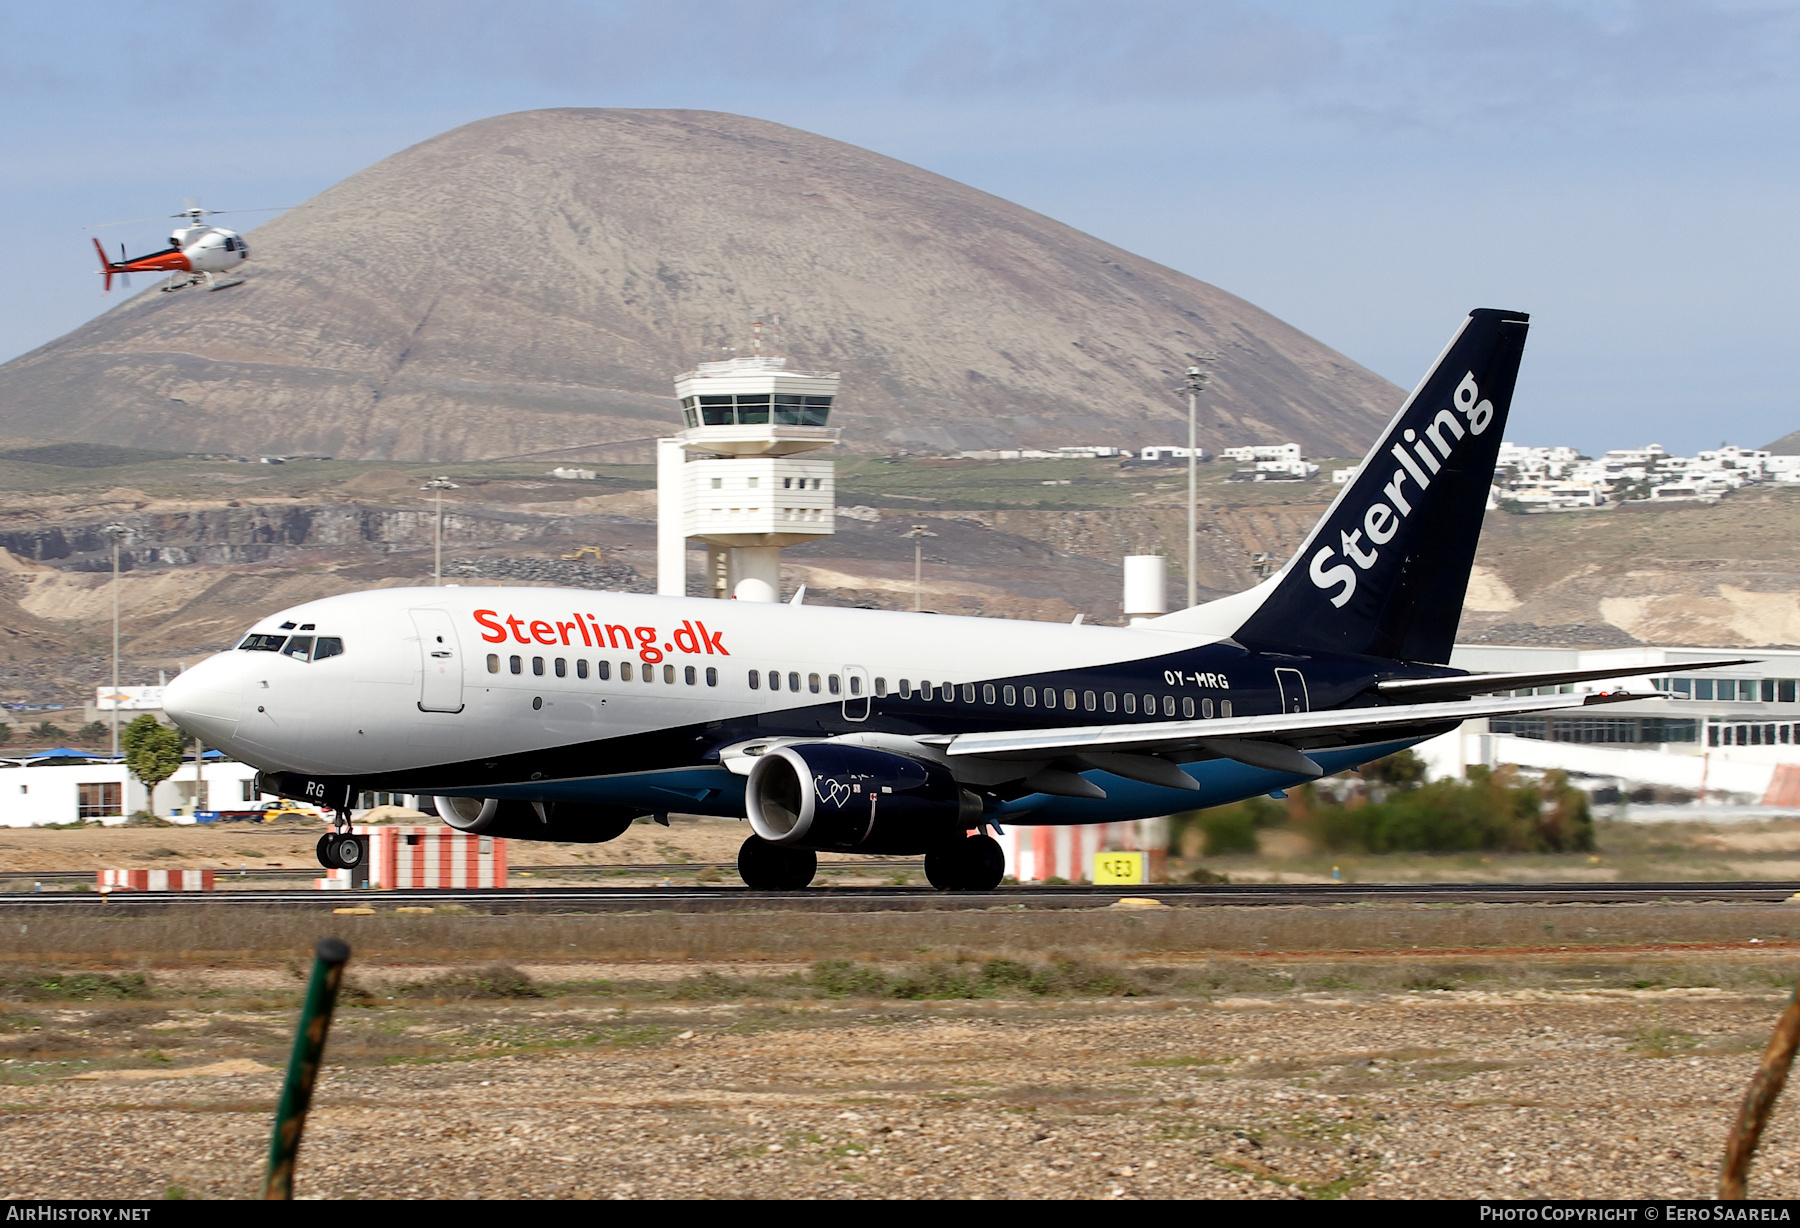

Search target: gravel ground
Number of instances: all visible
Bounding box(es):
[4,970,1800,1200]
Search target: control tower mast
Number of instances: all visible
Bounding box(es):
[655,346,841,601]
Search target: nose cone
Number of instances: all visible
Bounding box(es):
[162,657,242,747]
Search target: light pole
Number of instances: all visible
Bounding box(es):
[1181,356,1217,610]
[102,523,127,758]
[904,524,937,612]
[420,478,459,585]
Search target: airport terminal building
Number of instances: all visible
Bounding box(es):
[1417,644,1800,805]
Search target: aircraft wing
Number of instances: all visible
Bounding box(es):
[939,689,1645,776]
[1373,658,1753,702]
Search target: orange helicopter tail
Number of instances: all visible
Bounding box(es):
[92,237,115,293]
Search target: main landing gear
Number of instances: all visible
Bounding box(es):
[924,833,1006,891]
[736,835,817,891]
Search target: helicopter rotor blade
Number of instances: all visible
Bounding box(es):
[118,245,131,289]
[84,215,172,230]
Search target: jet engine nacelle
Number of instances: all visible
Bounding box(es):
[745,743,982,854]
[434,797,639,843]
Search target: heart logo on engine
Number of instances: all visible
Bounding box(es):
[818,777,853,809]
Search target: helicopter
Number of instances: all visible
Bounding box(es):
[87,201,285,293]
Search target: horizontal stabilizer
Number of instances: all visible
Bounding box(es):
[1374,658,1755,702]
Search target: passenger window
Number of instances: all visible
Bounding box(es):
[533,657,544,676]
[597,660,610,680]
[282,636,313,661]
[487,654,500,674]
[962,684,975,703]
[942,683,955,703]
[646,666,659,684]
[1064,689,1077,710]
[810,673,822,694]
[1043,689,1056,710]
[1083,690,1096,711]
[1221,700,1232,718]
[664,664,675,684]
[706,667,718,687]
[555,658,567,678]
[749,670,761,690]
[1203,698,1214,718]
[768,671,781,691]
[790,672,802,692]
[829,675,841,695]
[1003,685,1016,706]
[983,684,996,705]
[1123,693,1136,714]
[919,680,931,701]
[577,659,588,679]
[1103,692,1116,713]
[314,637,345,661]
[685,665,696,685]
[1182,697,1196,718]
[621,662,633,682]
[510,655,522,674]
[873,677,886,696]
[1162,695,1176,717]
[1143,693,1156,713]
[849,676,862,696]
[897,679,911,697]
[1024,686,1037,707]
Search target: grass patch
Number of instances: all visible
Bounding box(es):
[0,969,153,1001]
[397,963,541,1000]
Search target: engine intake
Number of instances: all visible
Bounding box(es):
[746,743,981,854]
[434,797,639,843]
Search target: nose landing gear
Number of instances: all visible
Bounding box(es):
[315,809,366,872]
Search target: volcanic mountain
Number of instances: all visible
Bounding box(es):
[0,109,1400,462]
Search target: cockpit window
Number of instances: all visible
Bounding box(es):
[313,637,344,661]
[238,633,286,652]
[281,636,314,661]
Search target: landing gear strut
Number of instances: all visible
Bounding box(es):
[736,835,817,890]
[924,833,1006,891]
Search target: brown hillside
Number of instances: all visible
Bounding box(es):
[0,109,1399,463]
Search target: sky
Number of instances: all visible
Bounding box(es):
[4,0,1798,456]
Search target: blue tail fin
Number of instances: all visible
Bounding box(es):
[1230,307,1530,664]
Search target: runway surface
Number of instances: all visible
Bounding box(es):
[3,879,1799,914]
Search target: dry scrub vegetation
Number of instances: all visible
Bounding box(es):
[4,945,1800,1200]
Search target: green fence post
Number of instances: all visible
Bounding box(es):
[262,937,352,1200]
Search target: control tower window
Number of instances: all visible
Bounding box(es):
[680,397,699,429]
[699,396,734,426]
[736,395,770,425]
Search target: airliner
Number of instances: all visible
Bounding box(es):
[161,309,1732,889]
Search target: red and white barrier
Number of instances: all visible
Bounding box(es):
[314,868,355,890]
[368,826,507,889]
[998,822,1164,885]
[97,868,215,891]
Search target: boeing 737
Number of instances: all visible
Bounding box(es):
[161,309,1737,889]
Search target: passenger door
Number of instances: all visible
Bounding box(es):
[1275,667,1309,714]
[411,609,465,713]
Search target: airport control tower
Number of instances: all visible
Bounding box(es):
[655,350,841,601]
